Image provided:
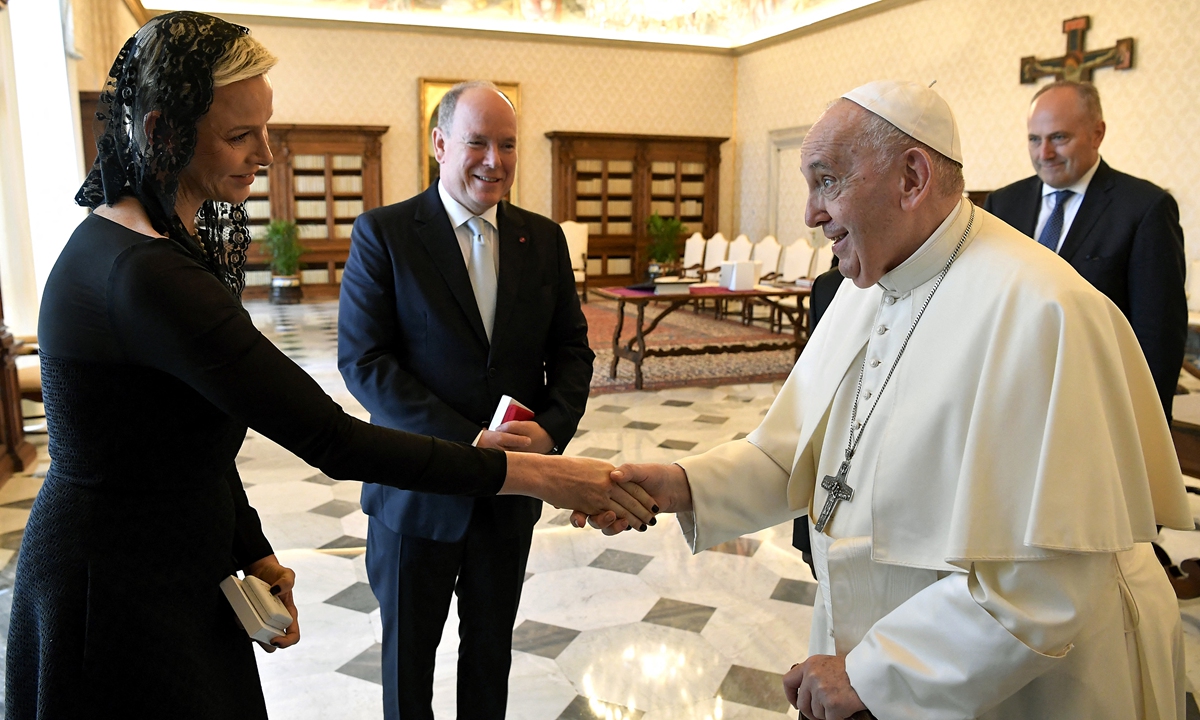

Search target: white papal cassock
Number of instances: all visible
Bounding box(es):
[676,198,1192,720]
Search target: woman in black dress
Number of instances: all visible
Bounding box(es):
[5,12,654,718]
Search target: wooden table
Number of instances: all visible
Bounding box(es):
[593,284,812,390]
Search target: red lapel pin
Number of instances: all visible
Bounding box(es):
[519,237,527,243]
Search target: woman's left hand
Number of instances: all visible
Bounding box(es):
[245,554,301,650]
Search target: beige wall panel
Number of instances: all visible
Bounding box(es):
[243,21,736,232]
[735,0,1200,268]
[72,0,142,92]
[776,144,810,247]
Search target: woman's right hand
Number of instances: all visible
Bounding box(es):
[500,453,659,530]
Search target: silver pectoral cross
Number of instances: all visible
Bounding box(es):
[814,460,854,533]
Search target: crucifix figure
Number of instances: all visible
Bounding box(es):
[1021,16,1134,84]
[814,460,855,533]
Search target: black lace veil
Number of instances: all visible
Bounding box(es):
[75,11,255,297]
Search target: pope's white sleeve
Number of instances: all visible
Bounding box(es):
[674,438,797,554]
[844,552,1113,719]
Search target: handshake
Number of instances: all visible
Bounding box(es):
[499,453,693,533]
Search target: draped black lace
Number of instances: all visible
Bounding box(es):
[75,11,254,297]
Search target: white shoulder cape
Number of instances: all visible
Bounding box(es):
[696,209,1191,571]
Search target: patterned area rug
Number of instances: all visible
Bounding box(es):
[582,298,799,394]
[243,298,800,396]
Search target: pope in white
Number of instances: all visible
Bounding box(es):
[576,81,1192,720]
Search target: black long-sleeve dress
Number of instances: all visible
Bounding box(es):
[5,214,508,719]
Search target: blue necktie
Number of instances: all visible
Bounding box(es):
[1037,190,1074,252]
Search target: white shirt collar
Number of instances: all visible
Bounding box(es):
[879,197,973,294]
[1041,157,1102,198]
[437,180,499,233]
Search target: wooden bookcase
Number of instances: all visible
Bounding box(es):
[76,97,390,299]
[546,132,727,287]
[242,124,388,299]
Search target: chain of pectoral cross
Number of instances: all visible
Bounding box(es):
[814,204,976,533]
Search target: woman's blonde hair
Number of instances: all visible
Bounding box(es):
[212,32,277,87]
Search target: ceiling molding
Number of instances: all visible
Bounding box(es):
[733,0,924,55]
[144,0,920,54]
[208,12,737,56]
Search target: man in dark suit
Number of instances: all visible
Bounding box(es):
[338,81,594,720]
[984,80,1186,419]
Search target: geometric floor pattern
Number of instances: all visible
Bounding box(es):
[2,299,1200,718]
[239,301,815,719]
[241,300,815,720]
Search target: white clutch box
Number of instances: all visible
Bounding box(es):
[220,574,292,643]
[719,261,762,291]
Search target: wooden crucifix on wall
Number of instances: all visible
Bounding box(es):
[1020,16,1134,84]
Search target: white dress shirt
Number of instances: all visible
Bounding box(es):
[1033,158,1101,252]
[437,180,500,274]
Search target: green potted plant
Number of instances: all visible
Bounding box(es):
[264,219,306,305]
[645,214,686,280]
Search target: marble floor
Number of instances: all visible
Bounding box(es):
[2,299,1200,719]
[235,300,810,720]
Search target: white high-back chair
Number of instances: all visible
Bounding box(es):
[753,235,783,279]
[779,241,814,283]
[767,240,816,333]
[682,232,707,277]
[560,221,589,303]
[811,243,834,278]
[742,235,784,326]
[703,232,730,273]
[727,234,753,263]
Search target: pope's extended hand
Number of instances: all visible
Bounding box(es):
[570,463,692,535]
[784,655,868,720]
[502,454,658,530]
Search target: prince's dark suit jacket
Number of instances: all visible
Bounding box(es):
[338,183,594,542]
[984,160,1187,418]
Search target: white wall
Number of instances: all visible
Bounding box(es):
[734,0,1200,274]
[235,19,737,235]
[0,8,38,336]
[8,0,86,311]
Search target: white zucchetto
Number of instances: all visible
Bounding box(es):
[841,80,963,165]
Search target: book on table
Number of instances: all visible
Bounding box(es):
[765,277,813,290]
[653,276,699,295]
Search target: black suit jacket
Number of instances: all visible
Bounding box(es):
[984,160,1187,418]
[338,183,595,542]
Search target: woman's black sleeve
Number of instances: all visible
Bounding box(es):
[107,241,506,496]
[225,463,275,567]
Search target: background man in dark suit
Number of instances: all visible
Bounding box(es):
[338,81,594,720]
[984,80,1187,419]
